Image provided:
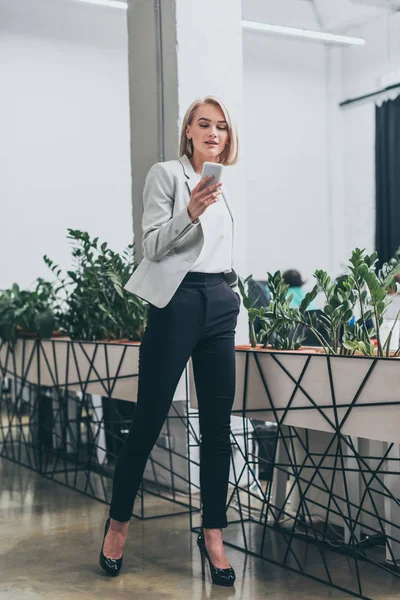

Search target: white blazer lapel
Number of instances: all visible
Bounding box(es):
[179,155,198,195]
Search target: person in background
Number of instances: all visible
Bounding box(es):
[282,269,316,309]
[387,273,400,297]
[384,273,400,331]
[247,279,271,337]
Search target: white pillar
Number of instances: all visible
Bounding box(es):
[127,0,248,342]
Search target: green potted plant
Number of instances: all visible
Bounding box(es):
[0,279,58,342]
[25,229,148,395]
[1,229,148,393]
[231,248,400,448]
[238,248,400,357]
[44,229,147,342]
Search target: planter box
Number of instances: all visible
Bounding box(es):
[0,337,195,511]
[0,338,190,404]
[228,347,400,445]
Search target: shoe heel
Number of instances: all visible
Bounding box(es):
[199,546,206,575]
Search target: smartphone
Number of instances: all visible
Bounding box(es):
[200,162,224,187]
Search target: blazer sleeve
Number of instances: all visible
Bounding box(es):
[141,162,199,262]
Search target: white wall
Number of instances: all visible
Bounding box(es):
[2,0,397,295]
[0,0,132,290]
[242,0,333,285]
[242,0,400,284]
[339,10,400,261]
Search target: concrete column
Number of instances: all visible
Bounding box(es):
[127,0,248,342]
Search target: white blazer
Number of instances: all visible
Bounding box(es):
[124,154,238,308]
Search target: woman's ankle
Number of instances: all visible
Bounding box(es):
[203,528,223,540]
[109,518,130,535]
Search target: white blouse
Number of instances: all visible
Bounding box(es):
[188,172,233,274]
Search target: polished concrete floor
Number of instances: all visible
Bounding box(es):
[0,458,398,600]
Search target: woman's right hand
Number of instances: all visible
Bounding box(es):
[187,176,223,222]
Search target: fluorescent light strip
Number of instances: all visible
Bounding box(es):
[75,0,127,8]
[241,20,366,46]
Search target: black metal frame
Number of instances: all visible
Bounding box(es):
[0,338,198,521]
[188,349,400,600]
[3,339,400,598]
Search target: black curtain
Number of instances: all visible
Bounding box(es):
[375,95,400,268]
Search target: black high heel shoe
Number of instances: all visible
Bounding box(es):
[99,518,123,577]
[197,530,235,587]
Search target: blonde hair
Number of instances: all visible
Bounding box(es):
[179,96,239,166]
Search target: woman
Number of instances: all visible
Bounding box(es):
[99,96,240,587]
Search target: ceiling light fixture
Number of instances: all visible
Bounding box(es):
[241,19,366,46]
[75,0,128,9]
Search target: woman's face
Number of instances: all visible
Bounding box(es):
[186,103,229,162]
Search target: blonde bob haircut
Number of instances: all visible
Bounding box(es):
[179,96,239,166]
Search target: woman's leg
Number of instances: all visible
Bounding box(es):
[103,287,203,556]
[191,283,238,568]
[192,329,236,529]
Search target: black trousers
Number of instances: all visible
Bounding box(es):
[109,272,240,528]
